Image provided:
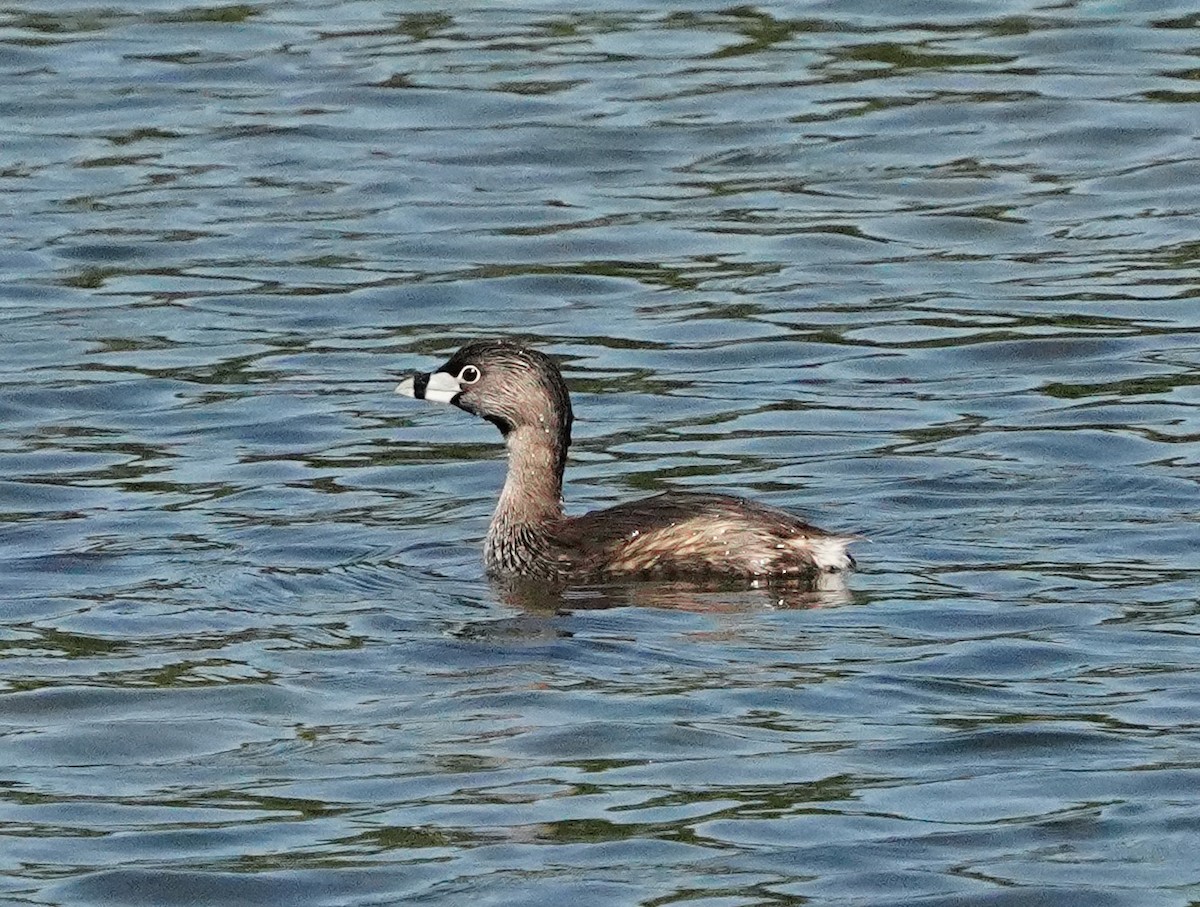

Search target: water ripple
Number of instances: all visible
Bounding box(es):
[1,2,1198,905]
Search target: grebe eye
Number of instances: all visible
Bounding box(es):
[459,365,481,384]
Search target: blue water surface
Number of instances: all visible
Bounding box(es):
[1,1,1198,905]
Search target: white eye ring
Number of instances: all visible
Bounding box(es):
[458,365,481,384]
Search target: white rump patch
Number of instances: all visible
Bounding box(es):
[798,535,855,573]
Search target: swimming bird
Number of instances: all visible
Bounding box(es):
[396,339,854,584]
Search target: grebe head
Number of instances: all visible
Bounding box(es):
[396,339,573,453]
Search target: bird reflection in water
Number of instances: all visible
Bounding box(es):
[490,573,855,613]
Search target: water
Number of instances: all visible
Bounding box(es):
[2,1,1198,904]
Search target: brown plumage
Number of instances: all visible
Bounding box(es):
[396,339,855,584]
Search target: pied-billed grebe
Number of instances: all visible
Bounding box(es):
[396,340,855,583]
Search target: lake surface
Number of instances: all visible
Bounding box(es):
[2,1,1199,904]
